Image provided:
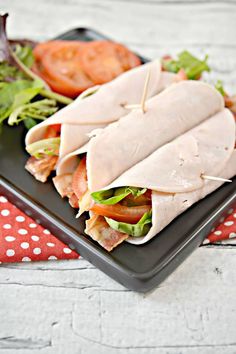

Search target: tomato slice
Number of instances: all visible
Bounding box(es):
[90,203,151,224]
[33,41,94,98]
[80,41,141,85]
[33,40,141,96]
[33,41,68,60]
[44,124,61,139]
[72,157,88,199]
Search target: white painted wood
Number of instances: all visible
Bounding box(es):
[0,1,236,353]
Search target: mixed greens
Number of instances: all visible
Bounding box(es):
[162,50,210,80]
[0,14,72,131]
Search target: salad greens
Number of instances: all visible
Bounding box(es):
[0,61,26,81]
[0,13,72,131]
[162,50,210,79]
[105,210,152,237]
[26,137,61,159]
[8,99,58,127]
[91,187,147,205]
[13,44,34,68]
[215,80,226,96]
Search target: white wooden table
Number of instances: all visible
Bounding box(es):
[0,1,236,353]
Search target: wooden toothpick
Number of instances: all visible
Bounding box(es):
[140,67,151,113]
[122,67,151,112]
[201,174,232,183]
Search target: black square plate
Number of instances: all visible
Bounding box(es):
[0,28,235,292]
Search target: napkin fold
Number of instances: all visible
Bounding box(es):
[0,194,235,263]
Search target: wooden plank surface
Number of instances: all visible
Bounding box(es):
[0,0,236,353]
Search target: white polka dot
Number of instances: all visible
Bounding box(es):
[0,196,7,203]
[47,242,55,247]
[16,216,25,222]
[22,257,31,262]
[3,224,11,229]
[21,242,29,249]
[228,208,234,214]
[203,238,210,245]
[233,213,236,219]
[29,223,37,228]
[1,209,10,216]
[6,249,15,257]
[31,235,39,241]
[63,247,72,254]
[48,255,57,260]
[5,236,16,242]
[33,248,41,255]
[18,229,28,235]
[214,230,222,236]
[224,221,234,227]
[43,229,50,235]
[229,232,236,239]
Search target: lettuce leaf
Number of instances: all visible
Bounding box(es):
[91,187,147,205]
[162,50,210,79]
[215,80,226,96]
[105,210,152,237]
[24,117,37,130]
[8,98,58,127]
[13,44,34,68]
[0,61,26,82]
[26,137,60,159]
[0,79,43,124]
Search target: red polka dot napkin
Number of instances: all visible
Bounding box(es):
[204,207,236,244]
[0,194,236,263]
[0,195,79,263]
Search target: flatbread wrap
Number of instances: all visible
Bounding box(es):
[25,60,176,182]
[85,109,236,250]
[54,80,224,209]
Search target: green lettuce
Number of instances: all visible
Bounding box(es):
[91,187,147,205]
[26,137,60,159]
[0,61,26,81]
[162,50,210,79]
[215,80,226,96]
[8,99,58,126]
[13,44,34,68]
[105,210,152,237]
[0,79,43,124]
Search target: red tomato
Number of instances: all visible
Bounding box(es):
[33,41,68,60]
[90,203,151,224]
[80,41,141,85]
[72,157,87,199]
[33,41,94,98]
[44,124,61,138]
[32,40,141,97]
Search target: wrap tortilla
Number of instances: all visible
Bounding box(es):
[25,60,176,158]
[56,81,224,193]
[87,108,236,247]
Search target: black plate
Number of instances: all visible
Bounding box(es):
[0,28,236,293]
